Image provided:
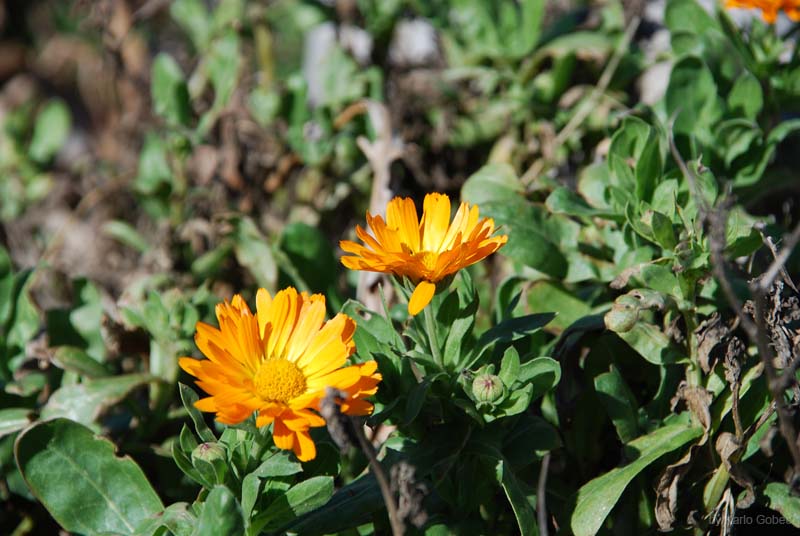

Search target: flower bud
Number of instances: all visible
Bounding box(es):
[191,442,228,486]
[472,374,504,404]
[604,302,639,333]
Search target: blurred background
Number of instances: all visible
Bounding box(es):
[2,0,800,533]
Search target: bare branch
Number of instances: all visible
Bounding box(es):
[759,223,800,293]
[670,131,800,482]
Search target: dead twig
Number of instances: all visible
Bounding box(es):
[669,130,800,485]
[336,100,403,311]
[537,452,551,536]
[322,388,405,536]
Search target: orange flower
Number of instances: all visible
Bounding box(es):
[179,288,381,461]
[340,193,507,315]
[725,0,800,23]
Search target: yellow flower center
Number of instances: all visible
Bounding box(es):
[419,251,438,271]
[253,358,307,403]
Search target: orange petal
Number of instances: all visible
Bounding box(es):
[294,430,317,461]
[256,288,273,337]
[273,418,294,451]
[408,280,436,316]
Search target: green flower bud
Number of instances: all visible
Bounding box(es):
[472,374,504,404]
[604,302,639,333]
[191,442,228,486]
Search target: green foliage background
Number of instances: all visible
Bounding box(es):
[1,0,800,534]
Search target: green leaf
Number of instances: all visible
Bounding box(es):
[284,474,382,534]
[254,450,303,477]
[41,373,157,425]
[207,33,240,112]
[248,88,281,127]
[728,72,763,120]
[503,415,561,466]
[179,383,217,443]
[151,54,191,126]
[763,482,800,528]
[639,264,681,298]
[651,179,679,220]
[279,222,337,294]
[0,408,33,439]
[213,0,244,30]
[0,246,14,326]
[651,211,677,250]
[496,459,538,536]
[135,134,172,195]
[6,270,40,357]
[51,346,109,378]
[316,45,364,110]
[499,347,520,387]
[461,163,523,206]
[526,281,590,332]
[665,0,717,36]
[15,419,163,535]
[496,383,534,418]
[546,187,614,218]
[69,279,106,361]
[665,56,721,138]
[230,216,277,291]
[616,322,685,365]
[253,476,334,532]
[102,220,150,253]
[170,0,211,50]
[471,313,555,368]
[518,357,561,401]
[441,290,478,368]
[194,485,244,536]
[570,420,703,536]
[28,99,71,164]
[134,502,196,536]
[594,366,639,442]
[405,374,445,425]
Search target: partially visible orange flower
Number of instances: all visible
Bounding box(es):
[340,193,507,315]
[725,0,800,23]
[179,288,381,461]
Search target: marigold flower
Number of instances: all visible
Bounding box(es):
[725,0,800,23]
[179,287,381,461]
[340,192,507,315]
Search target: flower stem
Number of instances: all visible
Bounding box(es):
[423,304,444,369]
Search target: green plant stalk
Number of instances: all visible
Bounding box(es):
[682,309,703,387]
[423,304,444,369]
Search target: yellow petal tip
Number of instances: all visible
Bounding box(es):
[408,280,436,316]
